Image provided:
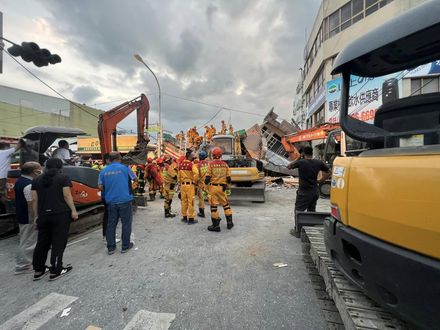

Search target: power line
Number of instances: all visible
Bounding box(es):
[1,47,100,119]
[162,92,265,117]
[196,107,224,130]
[1,46,133,131]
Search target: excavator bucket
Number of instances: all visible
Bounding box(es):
[122,141,149,165]
[228,181,266,203]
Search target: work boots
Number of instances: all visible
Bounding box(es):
[181,216,188,223]
[187,218,198,225]
[208,218,221,232]
[197,208,205,218]
[165,208,176,218]
[226,215,234,229]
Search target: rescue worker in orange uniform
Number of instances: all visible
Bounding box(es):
[196,150,209,218]
[203,126,212,142]
[162,155,178,218]
[178,150,199,224]
[176,131,185,148]
[210,124,217,137]
[220,120,227,135]
[205,147,233,232]
[186,129,193,147]
[145,158,162,201]
[156,157,165,198]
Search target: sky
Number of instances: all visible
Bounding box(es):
[1,0,320,135]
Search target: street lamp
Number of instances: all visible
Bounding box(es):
[133,54,162,156]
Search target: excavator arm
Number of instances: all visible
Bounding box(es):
[97,94,150,163]
[282,123,340,160]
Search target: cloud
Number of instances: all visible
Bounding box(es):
[2,0,321,135]
[206,4,218,27]
[72,85,101,104]
[165,29,203,75]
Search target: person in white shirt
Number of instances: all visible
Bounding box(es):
[52,140,71,164]
[0,142,21,211]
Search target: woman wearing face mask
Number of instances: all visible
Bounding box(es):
[31,158,78,281]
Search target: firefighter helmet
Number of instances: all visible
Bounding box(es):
[212,147,222,159]
[199,150,208,160]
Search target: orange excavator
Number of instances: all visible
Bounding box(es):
[281,123,340,161]
[1,94,151,237]
[98,93,150,164]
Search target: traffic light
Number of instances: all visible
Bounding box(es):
[7,41,61,67]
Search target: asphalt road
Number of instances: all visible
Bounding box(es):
[0,189,331,330]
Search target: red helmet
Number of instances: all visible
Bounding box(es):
[178,155,185,163]
[157,157,164,164]
[146,158,153,163]
[212,147,222,158]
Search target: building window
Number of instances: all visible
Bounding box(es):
[365,0,379,16]
[329,10,340,38]
[340,2,352,31]
[410,77,440,95]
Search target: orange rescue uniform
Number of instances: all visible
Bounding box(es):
[178,160,199,219]
[197,159,210,209]
[163,161,178,213]
[206,159,233,219]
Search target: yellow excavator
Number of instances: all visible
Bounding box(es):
[210,134,265,202]
[324,2,440,328]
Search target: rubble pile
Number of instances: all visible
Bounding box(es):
[265,176,298,190]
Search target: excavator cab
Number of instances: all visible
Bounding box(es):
[210,135,265,202]
[324,2,440,328]
[2,126,103,237]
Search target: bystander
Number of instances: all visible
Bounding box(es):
[288,146,330,212]
[32,158,78,281]
[0,142,21,213]
[14,161,42,274]
[52,140,72,164]
[98,152,137,255]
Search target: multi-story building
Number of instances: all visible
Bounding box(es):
[0,85,102,139]
[299,0,427,129]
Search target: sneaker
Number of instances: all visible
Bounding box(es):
[33,266,50,281]
[116,238,121,243]
[108,249,116,255]
[15,265,33,275]
[121,242,134,254]
[49,266,73,281]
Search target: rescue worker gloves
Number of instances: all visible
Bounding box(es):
[204,176,211,185]
[170,183,176,190]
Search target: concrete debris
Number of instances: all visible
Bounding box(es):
[265,176,298,189]
[273,263,288,268]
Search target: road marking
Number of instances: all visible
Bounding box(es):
[123,310,175,330]
[0,292,78,330]
[66,237,89,246]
